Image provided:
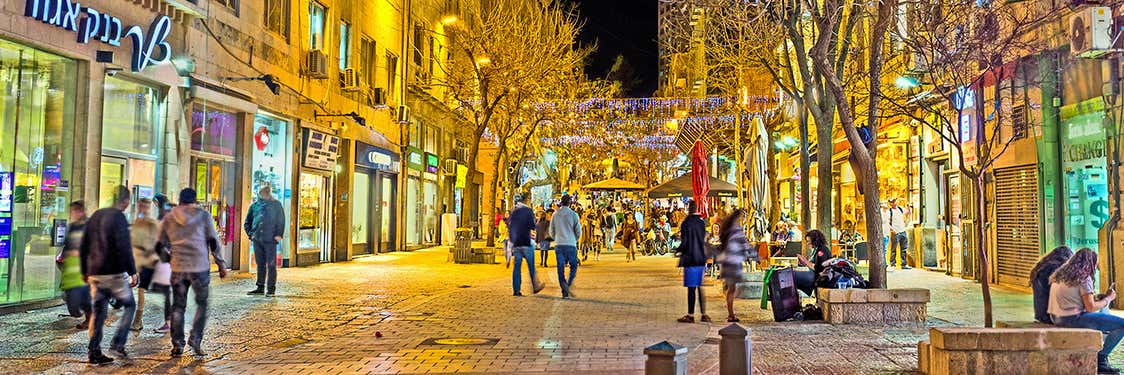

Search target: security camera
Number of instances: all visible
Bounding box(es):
[105,67,123,77]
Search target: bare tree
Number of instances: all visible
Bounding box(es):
[882,0,1059,326]
[437,0,585,230]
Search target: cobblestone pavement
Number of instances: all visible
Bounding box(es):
[0,247,1099,374]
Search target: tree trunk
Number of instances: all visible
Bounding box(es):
[462,129,485,228]
[815,116,834,235]
[768,139,782,228]
[856,152,886,288]
[974,173,994,327]
[799,109,811,229]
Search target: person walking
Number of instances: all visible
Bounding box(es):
[509,193,544,296]
[550,194,582,299]
[536,209,553,268]
[886,198,912,269]
[602,206,618,253]
[620,213,640,262]
[158,188,228,357]
[58,200,91,330]
[244,185,286,296]
[719,209,750,322]
[676,200,711,323]
[579,210,597,262]
[80,186,137,364]
[130,198,160,332]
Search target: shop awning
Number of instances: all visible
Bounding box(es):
[582,178,645,191]
[646,173,738,198]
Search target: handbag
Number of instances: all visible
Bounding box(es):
[152,261,172,286]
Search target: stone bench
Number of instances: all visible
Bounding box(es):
[817,288,929,324]
[918,327,1102,374]
[995,320,1053,329]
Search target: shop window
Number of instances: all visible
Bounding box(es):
[309,2,326,51]
[264,0,290,39]
[338,20,351,70]
[102,77,162,156]
[191,106,238,157]
[0,39,77,304]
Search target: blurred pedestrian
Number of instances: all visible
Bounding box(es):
[719,209,750,322]
[580,210,598,262]
[130,198,160,331]
[676,200,711,323]
[80,186,137,364]
[550,194,582,299]
[509,193,544,296]
[158,188,228,357]
[244,185,285,296]
[58,200,91,330]
[536,209,554,267]
[602,206,618,252]
[620,213,640,262]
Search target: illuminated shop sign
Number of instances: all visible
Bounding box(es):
[425,153,439,174]
[24,0,172,72]
[355,142,398,172]
[407,147,425,171]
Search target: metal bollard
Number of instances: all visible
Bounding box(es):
[644,341,688,375]
[719,323,752,375]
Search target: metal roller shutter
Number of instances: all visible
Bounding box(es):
[994,164,1040,287]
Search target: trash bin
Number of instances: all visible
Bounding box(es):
[454,228,474,264]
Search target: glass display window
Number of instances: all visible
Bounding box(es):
[102,77,162,156]
[191,106,238,156]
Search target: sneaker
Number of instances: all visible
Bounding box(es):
[902,265,913,270]
[170,347,183,358]
[189,341,206,356]
[566,284,576,299]
[266,290,276,297]
[533,281,545,294]
[677,315,695,323]
[700,315,713,323]
[513,292,523,296]
[109,346,128,359]
[89,353,114,365]
[154,323,171,334]
[247,288,264,295]
[560,282,572,299]
[1098,364,1121,375]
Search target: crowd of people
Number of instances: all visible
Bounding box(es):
[59,185,284,365]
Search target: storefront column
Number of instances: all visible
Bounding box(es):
[81,66,105,205]
[333,138,353,262]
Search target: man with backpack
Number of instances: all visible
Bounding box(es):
[886,198,912,269]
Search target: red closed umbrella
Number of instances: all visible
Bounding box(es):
[690,140,710,219]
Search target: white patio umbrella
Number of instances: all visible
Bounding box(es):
[745,117,771,241]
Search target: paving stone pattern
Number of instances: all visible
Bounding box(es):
[0,248,1115,374]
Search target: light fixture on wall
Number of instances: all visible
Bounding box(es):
[224,74,281,95]
[315,111,366,127]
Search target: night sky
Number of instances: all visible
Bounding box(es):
[569,0,658,98]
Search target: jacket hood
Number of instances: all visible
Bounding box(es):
[169,205,208,226]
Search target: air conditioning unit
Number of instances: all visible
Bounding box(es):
[396,105,410,124]
[306,50,329,78]
[444,159,457,176]
[340,68,360,91]
[1069,7,1112,58]
[370,87,386,106]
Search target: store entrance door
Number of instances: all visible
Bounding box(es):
[377,173,396,252]
[944,172,962,276]
[298,173,333,263]
[190,157,238,269]
[99,158,127,209]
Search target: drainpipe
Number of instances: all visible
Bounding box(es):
[397,0,411,251]
[1104,56,1121,306]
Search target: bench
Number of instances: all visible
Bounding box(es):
[918,327,1102,374]
[817,288,929,324]
[995,320,1053,329]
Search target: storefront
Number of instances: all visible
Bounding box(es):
[352,142,398,255]
[0,39,77,305]
[99,76,165,216]
[250,112,293,267]
[190,105,243,269]
[298,128,339,265]
[404,147,424,248]
[1060,98,1108,253]
[424,153,440,244]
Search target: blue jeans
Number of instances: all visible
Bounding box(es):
[1055,312,1124,362]
[88,273,135,355]
[171,271,211,349]
[889,232,908,266]
[555,245,579,295]
[512,246,537,294]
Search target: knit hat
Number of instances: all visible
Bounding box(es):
[178,188,198,205]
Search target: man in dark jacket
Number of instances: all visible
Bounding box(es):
[244,185,285,296]
[80,186,137,364]
[509,193,544,296]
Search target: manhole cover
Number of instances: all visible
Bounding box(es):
[421,337,500,346]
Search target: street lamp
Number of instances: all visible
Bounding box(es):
[895,76,920,89]
[441,15,458,25]
[476,56,491,65]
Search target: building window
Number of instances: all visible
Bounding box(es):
[338,21,351,70]
[308,2,326,50]
[410,120,422,148]
[386,52,398,96]
[413,24,424,66]
[430,35,438,77]
[102,76,163,156]
[264,0,289,39]
[360,37,377,88]
[425,125,437,154]
[214,0,239,15]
